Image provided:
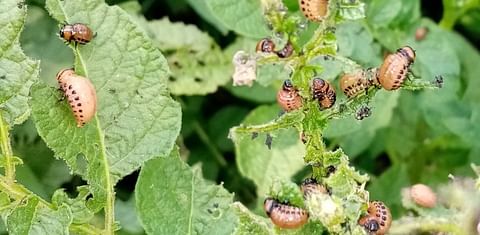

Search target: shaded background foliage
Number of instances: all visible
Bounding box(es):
[4,0,480,234]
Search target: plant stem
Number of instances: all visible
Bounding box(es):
[0,175,103,234]
[0,113,15,184]
[94,116,115,235]
[193,121,227,167]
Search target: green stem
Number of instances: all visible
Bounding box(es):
[0,175,103,234]
[0,113,15,184]
[94,116,115,235]
[193,121,227,167]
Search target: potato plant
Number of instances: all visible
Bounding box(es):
[0,0,479,234]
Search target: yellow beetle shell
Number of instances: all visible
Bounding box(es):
[56,68,97,127]
[298,0,329,22]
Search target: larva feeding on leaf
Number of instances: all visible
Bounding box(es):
[264,198,309,229]
[376,46,416,91]
[56,68,97,127]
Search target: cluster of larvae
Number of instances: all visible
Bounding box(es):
[271,46,416,114]
[264,178,393,234]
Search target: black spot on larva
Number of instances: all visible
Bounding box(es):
[79,110,83,113]
[77,103,81,106]
[380,221,385,226]
[68,85,72,90]
[80,115,84,118]
[72,90,77,95]
[75,97,79,101]
[71,105,75,108]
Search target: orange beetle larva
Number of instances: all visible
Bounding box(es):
[358,201,392,235]
[256,38,275,53]
[264,198,309,229]
[376,46,416,91]
[298,0,329,22]
[312,78,336,109]
[301,178,327,197]
[340,71,370,98]
[276,42,294,58]
[277,79,303,112]
[56,68,97,127]
[60,23,94,45]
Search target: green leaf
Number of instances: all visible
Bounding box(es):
[6,197,38,235]
[207,106,250,152]
[325,91,400,156]
[186,0,230,35]
[115,197,144,234]
[4,196,72,235]
[205,0,270,38]
[225,83,278,103]
[32,0,181,215]
[145,18,231,95]
[0,0,40,126]
[20,6,72,86]
[52,186,94,224]
[233,105,305,196]
[136,148,237,235]
[231,202,271,235]
[336,21,382,67]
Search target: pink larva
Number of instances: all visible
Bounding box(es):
[56,68,97,127]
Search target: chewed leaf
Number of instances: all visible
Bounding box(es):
[32,0,181,214]
[232,105,305,196]
[145,18,231,95]
[0,0,40,126]
[136,148,237,234]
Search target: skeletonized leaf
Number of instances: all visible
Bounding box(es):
[144,18,231,95]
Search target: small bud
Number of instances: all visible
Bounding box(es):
[410,184,437,208]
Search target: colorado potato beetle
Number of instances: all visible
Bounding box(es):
[256,38,275,53]
[301,178,327,197]
[376,46,416,91]
[60,23,94,45]
[276,42,294,58]
[340,71,370,98]
[312,78,336,109]
[56,68,97,127]
[299,0,329,22]
[264,198,309,229]
[358,201,392,235]
[277,79,303,112]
